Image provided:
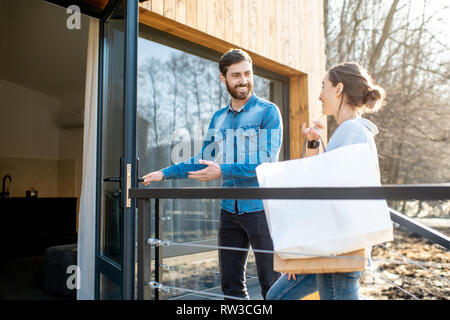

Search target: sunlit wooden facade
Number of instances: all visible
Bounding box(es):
[138,0,327,157]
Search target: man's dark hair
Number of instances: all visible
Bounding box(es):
[219,49,252,76]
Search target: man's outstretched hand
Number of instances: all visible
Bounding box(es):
[188,160,222,182]
[141,171,164,186]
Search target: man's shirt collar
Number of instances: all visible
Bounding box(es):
[227,93,256,113]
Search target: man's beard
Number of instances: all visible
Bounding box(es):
[225,80,253,100]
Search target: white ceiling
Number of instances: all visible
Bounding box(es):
[0,0,90,110]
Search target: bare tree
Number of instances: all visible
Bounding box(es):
[324,0,450,217]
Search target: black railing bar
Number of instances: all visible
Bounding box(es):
[148,281,247,300]
[378,243,450,285]
[389,208,450,250]
[130,185,450,200]
[156,216,220,222]
[365,270,421,300]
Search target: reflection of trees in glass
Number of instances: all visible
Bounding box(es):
[138,50,271,149]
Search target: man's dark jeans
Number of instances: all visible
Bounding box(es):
[218,209,280,300]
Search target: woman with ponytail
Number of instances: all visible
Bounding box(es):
[266,62,386,300]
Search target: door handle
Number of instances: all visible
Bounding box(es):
[103,158,142,208]
[136,157,144,183]
[102,158,126,208]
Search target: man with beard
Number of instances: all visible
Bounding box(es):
[142,49,282,300]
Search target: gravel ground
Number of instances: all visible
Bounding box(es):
[359,226,449,300]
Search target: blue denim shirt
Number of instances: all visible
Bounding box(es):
[162,93,283,214]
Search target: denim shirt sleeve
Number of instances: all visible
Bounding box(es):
[220,104,283,180]
[161,153,207,179]
[161,117,219,179]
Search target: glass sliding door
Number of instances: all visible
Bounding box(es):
[95,0,138,300]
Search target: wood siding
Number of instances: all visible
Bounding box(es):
[139,0,326,160]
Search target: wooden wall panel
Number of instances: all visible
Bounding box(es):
[151,0,164,15]
[163,0,176,19]
[290,75,309,159]
[269,0,277,61]
[139,0,327,148]
[231,0,242,46]
[255,1,263,55]
[240,0,248,49]
[186,0,197,28]
[281,0,289,67]
[293,0,301,69]
[208,0,224,40]
[175,0,187,25]
[275,0,283,63]
[247,0,257,53]
[216,0,225,40]
[206,0,216,37]
[196,0,207,32]
[224,0,233,44]
[261,0,270,59]
[140,1,151,11]
[287,0,295,67]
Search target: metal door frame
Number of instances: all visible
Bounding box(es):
[94,0,138,300]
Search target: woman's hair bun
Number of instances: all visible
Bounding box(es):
[363,86,386,113]
[328,62,387,115]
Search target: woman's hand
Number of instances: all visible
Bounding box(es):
[301,120,324,141]
[141,171,164,186]
[287,273,297,281]
[301,119,325,158]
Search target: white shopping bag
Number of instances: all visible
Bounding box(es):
[256,143,393,259]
